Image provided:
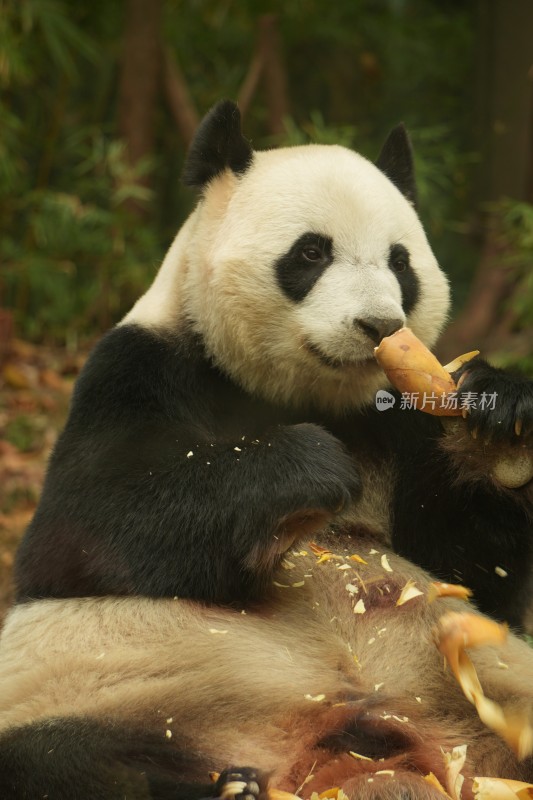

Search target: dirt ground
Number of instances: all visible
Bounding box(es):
[0,339,85,624]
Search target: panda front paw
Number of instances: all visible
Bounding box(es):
[454,358,533,442]
[213,767,269,800]
[283,424,362,514]
[443,358,533,490]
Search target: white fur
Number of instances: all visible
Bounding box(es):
[0,543,532,785]
[124,144,450,412]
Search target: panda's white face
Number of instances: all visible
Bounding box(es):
[126,142,450,412]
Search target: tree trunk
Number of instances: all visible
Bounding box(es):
[163,48,199,147]
[117,0,162,206]
[438,0,533,360]
[260,14,289,135]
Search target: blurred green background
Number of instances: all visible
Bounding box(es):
[1,0,532,368]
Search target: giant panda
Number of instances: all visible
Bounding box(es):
[0,100,532,799]
[14,100,533,627]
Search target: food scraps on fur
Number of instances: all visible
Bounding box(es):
[472,777,533,799]
[381,554,393,572]
[443,744,467,800]
[435,613,533,759]
[428,582,473,603]
[396,579,424,606]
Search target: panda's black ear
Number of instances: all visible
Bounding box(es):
[375,124,417,208]
[182,100,253,188]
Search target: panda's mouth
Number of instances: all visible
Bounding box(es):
[304,341,377,370]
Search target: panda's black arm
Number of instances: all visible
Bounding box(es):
[376,366,533,629]
[14,324,360,604]
[391,425,533,629]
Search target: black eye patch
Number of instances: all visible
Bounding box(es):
[276,233,334,303]
[388,243,419,315]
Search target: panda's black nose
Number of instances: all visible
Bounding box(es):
[354,316,404,344]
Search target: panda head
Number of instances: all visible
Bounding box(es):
[126,101,450,412]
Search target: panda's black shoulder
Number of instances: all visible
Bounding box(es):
[68,323,214,430]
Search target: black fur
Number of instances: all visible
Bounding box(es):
[275,232,334,302]
[182,100,253,188]
[375,124,417,206]
[14,321,533,626]
[453,357,533,440]
[389,401,533,629]
[388,243,419,315]
[15,324,360,604]
[0,716,233,800]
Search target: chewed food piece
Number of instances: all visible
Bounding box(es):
[473,777,533,799]
[434,612,533,759]
[396,579,424,606]
[428,581,473,603]
[374,327,479,416]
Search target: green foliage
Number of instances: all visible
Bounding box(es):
[499,199,533,327]
[483,199,533,374]
[0,0,165,342]
[1,128,164,339]
[1,0,481,342]
[280,112,358,148]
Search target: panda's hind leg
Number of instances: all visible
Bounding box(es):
[0,715,267,800]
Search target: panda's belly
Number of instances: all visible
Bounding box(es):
[0,540,448,739]
[0,540,528,794]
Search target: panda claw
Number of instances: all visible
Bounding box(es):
[515,419,523,437]
[461,407,469,420]
[215,768,268,800]
[471,427,478,440]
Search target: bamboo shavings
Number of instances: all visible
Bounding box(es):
[443,744,468,800]
[472,777,533,799]
[309,542,330,557]
[310,790,349,800]
[424,772,452,798]
[428,582,473,603]
[396,579,424,606]
[443,352,481,373]
[270,791,304,800]
[349,554,368,564]
[381,554,393,572]
[353,599,366,614]
[315,788,340,798]
[435,613,533,759]
[349,751,373,761]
